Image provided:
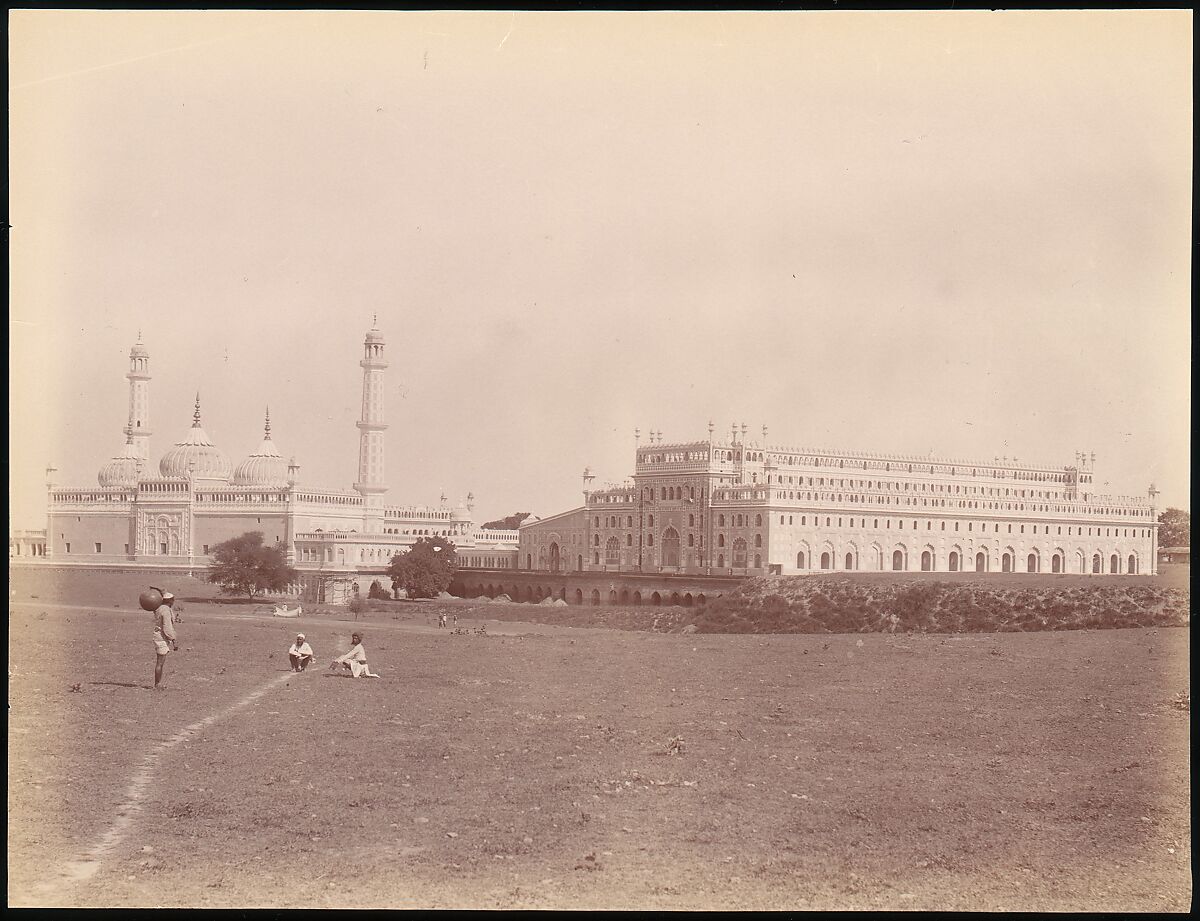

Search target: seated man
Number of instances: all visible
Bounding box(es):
[330,632,380,678]
[288,633,315,671]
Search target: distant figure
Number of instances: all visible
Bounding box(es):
[452,612,458,627]
[438,612,447,629]
[288,633,315,671]
[151,589,179,690]
[330,632,380,678]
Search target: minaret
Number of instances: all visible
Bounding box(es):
[124,332,152,462]
[355,317,389,533]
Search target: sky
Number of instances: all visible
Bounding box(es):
[8,10,1192,531]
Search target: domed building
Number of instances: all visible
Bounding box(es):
[158,396,233,482]
[97,433,143,488]
[231,410,292,489]
[37,325,520,601]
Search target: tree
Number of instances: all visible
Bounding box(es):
[1158,508,1190,547]
[368,579,390,600]
[481,512,531,531]
[388,536,458,599]
[208,531,298,600]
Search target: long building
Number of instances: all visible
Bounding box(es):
[17,324,518,600]
[520,424,1160,577]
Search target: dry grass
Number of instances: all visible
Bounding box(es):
[6,567,1192,910]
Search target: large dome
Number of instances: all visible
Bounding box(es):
[98,438,142,488]
[232,410,291,488]
[159,397,232,481]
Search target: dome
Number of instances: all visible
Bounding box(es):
[158,396,232,481]
[451,499,472,522]
[98,438,142,488]
[130,340,149,359]
[232,410,291,488]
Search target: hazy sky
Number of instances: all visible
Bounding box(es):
[9,10,1192,530]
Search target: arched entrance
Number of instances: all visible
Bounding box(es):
[590,589,601,606]
[892,549,904,571]
[845,552,855,570]
[609,590,618,604]
[1128,553,1137,574]
[1001,553,1013,573]
[619,589,630,604]
[1110,554,1119,574]
[1051,553,1062,573]
[632,591,642,606]
[975,551,988,572]
[651,592,662,607]
[670,592,681,606]
[796,551,806,569]
[574,588,583,605]
[948,551,960,572]
[920,550,932,572]
[1092,553,1102,574]
[696,593,706,605]
[683,593,693,607]
[1027,552,1039,573]
[549,542,561,573]
[662,528,681,567]
[821,551,832,569]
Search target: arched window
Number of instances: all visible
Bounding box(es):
[687,533,694,547]
[1110,554,1119,574]
[754,534,762,547]
[662,528,681,567]
[754,554,762,568]
[1027,552,1039,573]
[648,515,654,528]
[1092,553,1101,574]
[893,549,904,571]
[718,553,725,568]
[755,514,762,527]
[1128,553,1137,574]
[797,551,806,569]
[605,536,620,565]
[948,551,959,572]
[733,538,747,567]
[718,534,725,547]
[844,551,854,570]
[718,514,725,527]
[821,551,831,569]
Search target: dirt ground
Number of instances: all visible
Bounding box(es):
[7,570,1192,910]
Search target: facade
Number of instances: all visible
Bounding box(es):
[22,326,518,599]
[520,424,1159,577]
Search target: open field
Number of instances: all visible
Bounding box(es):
[7,567,1193,909]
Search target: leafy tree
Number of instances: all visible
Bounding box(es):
[481,512,531,531]
[208,531,298,600]
[368,579,390,600]
[1157,508,1190,548]
[388,536,458,599]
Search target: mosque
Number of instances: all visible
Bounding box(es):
[15,323,519,601]
[519,424,1161,579]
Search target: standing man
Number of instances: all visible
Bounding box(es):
[151,588,179,689]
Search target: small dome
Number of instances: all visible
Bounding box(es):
[159,396,232,481]
[98,439,142,488]
[232,410,291,488]
[451,499,472,522]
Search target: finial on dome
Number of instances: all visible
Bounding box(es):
[193,393,202,427]
[372,312,378,329]
[264,406,272,439]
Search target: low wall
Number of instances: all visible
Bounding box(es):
[449,569,743,607]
